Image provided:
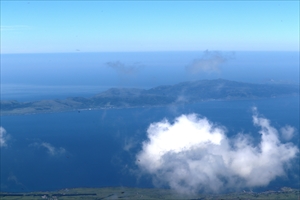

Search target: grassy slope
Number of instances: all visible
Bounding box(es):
[0,187,299,200]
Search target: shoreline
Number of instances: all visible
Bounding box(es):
[1,95,298,116]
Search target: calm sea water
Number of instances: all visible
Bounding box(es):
[0,96,299,192]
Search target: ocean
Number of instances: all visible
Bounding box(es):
[1,96,299,192]
[0,51,299,193]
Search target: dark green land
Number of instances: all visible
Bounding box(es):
[0,187,299,200]
[1,79,299,115]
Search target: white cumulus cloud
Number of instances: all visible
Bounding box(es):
[0,127,9,147]
[136,109,299,194]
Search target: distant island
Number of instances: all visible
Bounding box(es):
[1,79,299,115]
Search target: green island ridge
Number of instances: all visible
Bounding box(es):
[1,79,299,116]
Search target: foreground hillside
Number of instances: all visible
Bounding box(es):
[0,187,299,200]
[1,79,299,115]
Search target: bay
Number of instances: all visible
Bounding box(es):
[0,96,299,192]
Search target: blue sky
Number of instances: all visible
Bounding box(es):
[1,1,299,53]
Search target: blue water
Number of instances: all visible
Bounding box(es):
[0,96,299,192]
[1,51,299,192]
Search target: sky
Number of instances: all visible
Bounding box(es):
[1,1,299,53]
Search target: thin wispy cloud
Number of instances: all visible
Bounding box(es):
[8,174,23,186]
[186,50,234,74]
[31,142,66,156]
[124,137,138,152]
[280,125,295,141]
[1,25,31,31]
[136,108,299,194]
[0,127,10,147]
[106,61,144,75]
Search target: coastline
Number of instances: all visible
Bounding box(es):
[1,95,298,116]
